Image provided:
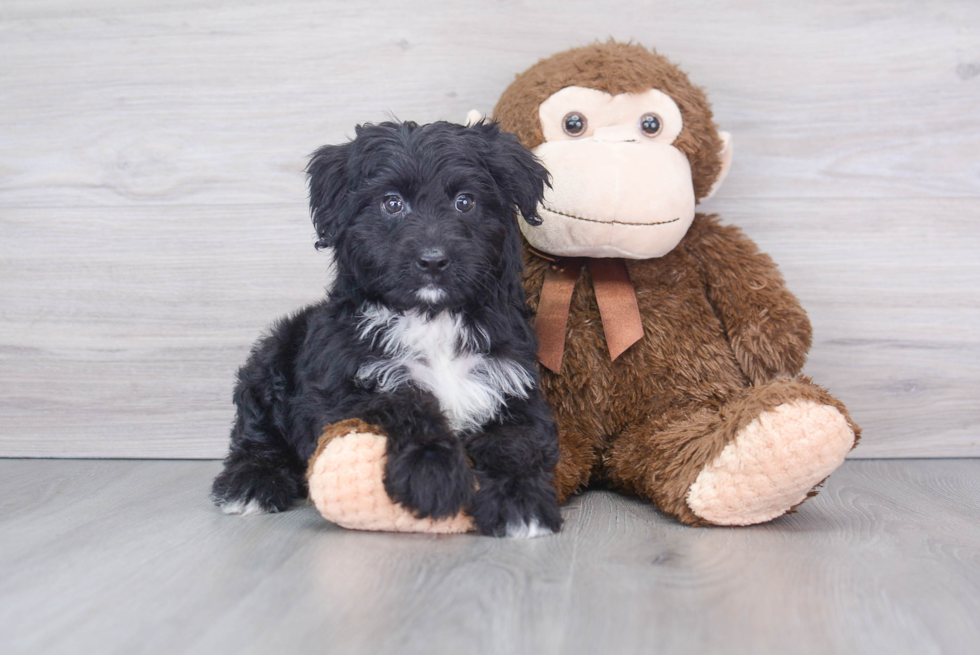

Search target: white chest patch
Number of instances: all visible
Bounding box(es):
[355,305,533,433]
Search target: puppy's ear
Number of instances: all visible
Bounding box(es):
[306,141,353,250]
[474,121,550,226]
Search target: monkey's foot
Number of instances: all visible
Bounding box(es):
[685,399,855,526]
[307,419,474,534]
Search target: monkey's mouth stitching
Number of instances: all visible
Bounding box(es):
[541,206,680,227]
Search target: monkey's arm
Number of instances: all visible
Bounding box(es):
[692,217,813,385]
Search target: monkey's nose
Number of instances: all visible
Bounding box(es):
[417,248,450,272]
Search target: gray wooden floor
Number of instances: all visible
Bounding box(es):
[1,459,978,655]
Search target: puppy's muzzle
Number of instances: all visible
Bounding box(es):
[417,248,450,273]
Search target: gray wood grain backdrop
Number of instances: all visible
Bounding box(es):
[1,0,978,458]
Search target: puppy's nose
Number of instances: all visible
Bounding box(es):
[417,248,449,272]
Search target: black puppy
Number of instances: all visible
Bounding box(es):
[211,120,562,537]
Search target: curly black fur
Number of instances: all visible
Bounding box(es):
[212,120,562,536]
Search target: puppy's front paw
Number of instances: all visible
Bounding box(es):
[211,463,302,515]
[383,440,476,519]
[471,474,563,538]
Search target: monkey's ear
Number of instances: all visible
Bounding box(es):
[306,141,353,250]
[475,122,550,226]
[702,132,733,202]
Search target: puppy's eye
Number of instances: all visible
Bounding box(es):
[562,112,587,137]
[639,113,663,137]
[454,193,475,213]
[382,194,404,215]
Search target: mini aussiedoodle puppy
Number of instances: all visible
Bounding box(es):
[211,120,563,537]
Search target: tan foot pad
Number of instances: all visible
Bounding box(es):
[686,399,855,526]
[308,431,474,534]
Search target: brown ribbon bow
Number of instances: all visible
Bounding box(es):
[533,257,644,374]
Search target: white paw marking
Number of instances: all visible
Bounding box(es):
[505,519,553,539]
[220,499,267,516]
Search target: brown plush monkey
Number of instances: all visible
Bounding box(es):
[307,41,859,531]
[491,41,859,525]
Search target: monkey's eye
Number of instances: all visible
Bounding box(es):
[639,113,663,137]
[562,112,588,137]
[382,194,404,215]
[454,193,475,213]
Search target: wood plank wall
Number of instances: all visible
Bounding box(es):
[1,0,978,458]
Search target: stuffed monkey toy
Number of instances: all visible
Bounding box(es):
[307,41,859,531]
